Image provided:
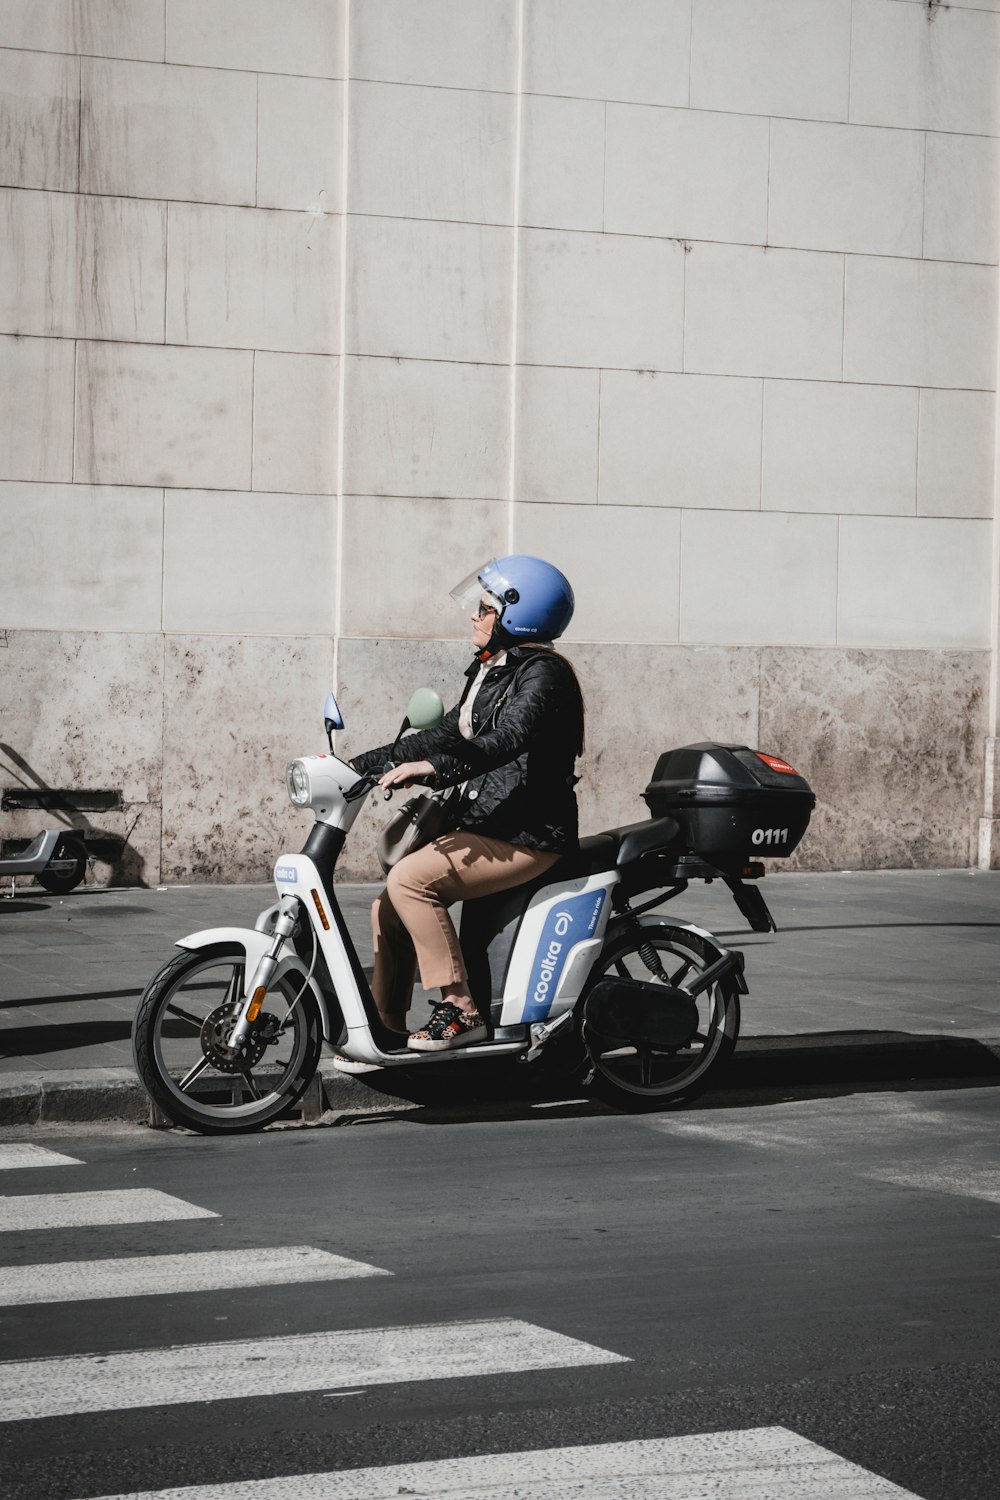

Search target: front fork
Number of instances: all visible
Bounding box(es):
[227,894,300,1051]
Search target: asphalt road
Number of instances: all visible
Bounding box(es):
[1,1081,998,1500]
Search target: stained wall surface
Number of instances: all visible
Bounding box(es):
[0,0,997,882]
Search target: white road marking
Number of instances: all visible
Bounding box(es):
[0,1190,218,1232]
[0,1245,391,1306]
[868,1168,1000,1205]
[72,1428,923,1499]
[0,1144,83,1170]
[0,1319,628,1422]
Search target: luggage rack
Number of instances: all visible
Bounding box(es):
[616,849,778,934]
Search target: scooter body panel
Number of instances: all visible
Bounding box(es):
[500,871,618,1026]
[0,829,61,876]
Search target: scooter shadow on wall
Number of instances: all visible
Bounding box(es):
[0,743,148,890]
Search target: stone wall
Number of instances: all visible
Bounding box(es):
[0,0,997,883]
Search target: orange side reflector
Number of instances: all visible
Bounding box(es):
[246,986,267,1022]
[311,888,331,931]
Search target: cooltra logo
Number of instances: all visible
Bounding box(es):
[275,864,298,883]
[523,889,607,1022]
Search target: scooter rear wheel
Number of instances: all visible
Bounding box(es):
[583,921,740,1111]
[132,944,323,1134]
[35,835,87,894]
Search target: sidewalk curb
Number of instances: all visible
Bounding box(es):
[2,1033,999,1129]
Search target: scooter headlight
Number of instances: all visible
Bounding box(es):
[285,760,311,806]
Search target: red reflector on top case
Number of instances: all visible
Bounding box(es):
[756,752,799,775]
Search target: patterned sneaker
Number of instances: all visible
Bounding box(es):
[407,1002,488,1052]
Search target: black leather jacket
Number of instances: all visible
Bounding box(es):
[352,647,584,853]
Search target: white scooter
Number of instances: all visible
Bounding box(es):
[131,689,814,1134]
[0,829,87,895]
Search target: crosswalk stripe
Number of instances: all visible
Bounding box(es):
[0,1144,83,1170]
[0,1189,218,1232]
[0,1245,391,1306]
[68,1428,922,1499]
[868,1168,1000,1205]
[0,1318,628,1422]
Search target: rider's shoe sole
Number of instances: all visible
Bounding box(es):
[407,1026,488,1052]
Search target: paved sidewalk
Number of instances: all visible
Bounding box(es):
[1,870,998,1124]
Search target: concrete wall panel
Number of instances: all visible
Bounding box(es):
[768,119,924,258]
[253,353,339,497]
[759,647,988,871]
[161,634,334,884]
[339,495,508,639]
[351,0,516,92]
[923,134,1000,266]
[604,104,769,244]
[850,0,1000,135]
[524,0,691,107]
[165,203,340,354]
[761,381,919,516]
[518,228,684,370]
[350,81,514,225]
[162,491,335,636]
[684,244,844,380]
[680,510,839,646]
[0,188,165,342]
[0,482,163,631]
[347,216,512,363]
[691,0,852,121]
[0,630,164,886]
[75,340,253,490]
[514,364,600,505]
[80,58,257,205]
[257,75,344,215]
[844,257,998,390]
[0,47,80,192]
[917,389,996,520]
[518,94,606,233]
[838,516,992,649]
[564,642,762,838]
[0,335,75,483]
[513,501,681,644]
[165,0,343,78]
[344,357,509,501]
[1,1,164,60]
[599,370,762,510]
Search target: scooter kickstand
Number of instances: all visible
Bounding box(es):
[524,1008,574,1063]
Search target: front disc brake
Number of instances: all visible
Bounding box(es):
[200,1003,274,1073]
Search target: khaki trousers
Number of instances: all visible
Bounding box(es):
[371,832,558,1026]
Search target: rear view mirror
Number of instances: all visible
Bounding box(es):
[404,688,444,731]
[323,691,344,752]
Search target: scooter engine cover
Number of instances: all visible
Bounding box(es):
[584,977,699,1049]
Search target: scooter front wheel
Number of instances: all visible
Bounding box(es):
[132,944,323,1134]
[583,921,740,1112]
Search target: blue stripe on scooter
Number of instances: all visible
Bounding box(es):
[521,888,607,1023]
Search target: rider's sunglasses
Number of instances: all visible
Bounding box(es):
[477,599,499,618]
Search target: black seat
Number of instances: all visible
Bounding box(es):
[562,816,681,877]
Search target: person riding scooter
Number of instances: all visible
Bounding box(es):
[350,556,585,1052]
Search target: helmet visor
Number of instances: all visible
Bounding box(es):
[451,560,512,618]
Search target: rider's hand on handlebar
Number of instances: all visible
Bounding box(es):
[378,760,436,791]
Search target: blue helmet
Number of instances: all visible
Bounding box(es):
[452,556,575,641]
